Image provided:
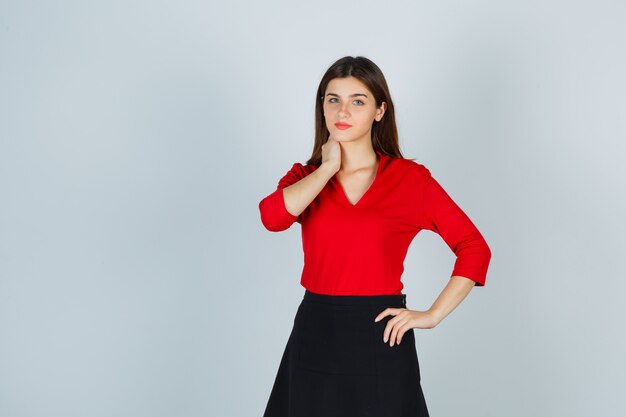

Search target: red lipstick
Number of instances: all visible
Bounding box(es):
[335,122,352,130]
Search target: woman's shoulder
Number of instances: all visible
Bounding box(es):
[276,161,318,189]
[283,160,318,176]
[387,155,432,182]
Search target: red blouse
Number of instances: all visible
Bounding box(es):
[258,149,492,295]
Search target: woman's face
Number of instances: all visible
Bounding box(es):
[322,76,386,144]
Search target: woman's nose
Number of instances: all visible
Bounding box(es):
[338,106,350,118]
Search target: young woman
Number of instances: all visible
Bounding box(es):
[258,56,492,417]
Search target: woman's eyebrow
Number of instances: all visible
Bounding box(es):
[325,92,368,98]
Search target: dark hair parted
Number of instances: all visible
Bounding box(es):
[306,56,411,166]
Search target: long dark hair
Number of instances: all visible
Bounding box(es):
[306,56,411,166]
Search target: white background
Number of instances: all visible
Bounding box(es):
[1,1,624,416]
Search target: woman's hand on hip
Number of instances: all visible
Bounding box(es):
[374,308,440,347]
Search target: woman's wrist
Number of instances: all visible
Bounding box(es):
[317,162,339,180]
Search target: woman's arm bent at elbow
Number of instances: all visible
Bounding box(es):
[283,163,336,218]
[259,162,337,232]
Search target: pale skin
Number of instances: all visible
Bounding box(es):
[282,76,477,348]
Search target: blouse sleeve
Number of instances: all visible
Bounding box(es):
[258,162,309,232]
[417,168,492,286]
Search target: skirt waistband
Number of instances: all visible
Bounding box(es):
[303,290,406,307]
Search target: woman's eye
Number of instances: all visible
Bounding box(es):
[327,98,365,105]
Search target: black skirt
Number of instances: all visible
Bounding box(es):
[263,290,430,417]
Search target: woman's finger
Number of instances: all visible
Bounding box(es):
[389,317,409,347]
[382,309,404,343]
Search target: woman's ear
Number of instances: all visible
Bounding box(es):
[376,102,387,121]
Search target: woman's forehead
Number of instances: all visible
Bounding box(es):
[325,77,372,97]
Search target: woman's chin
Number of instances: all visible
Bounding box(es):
[330,132,356,142]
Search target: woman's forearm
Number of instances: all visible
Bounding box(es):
[282,164,336,217]
[427,275,477,325]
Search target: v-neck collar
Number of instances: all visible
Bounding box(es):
[334,150,385,208]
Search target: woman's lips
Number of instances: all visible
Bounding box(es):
[335,123,352,130]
